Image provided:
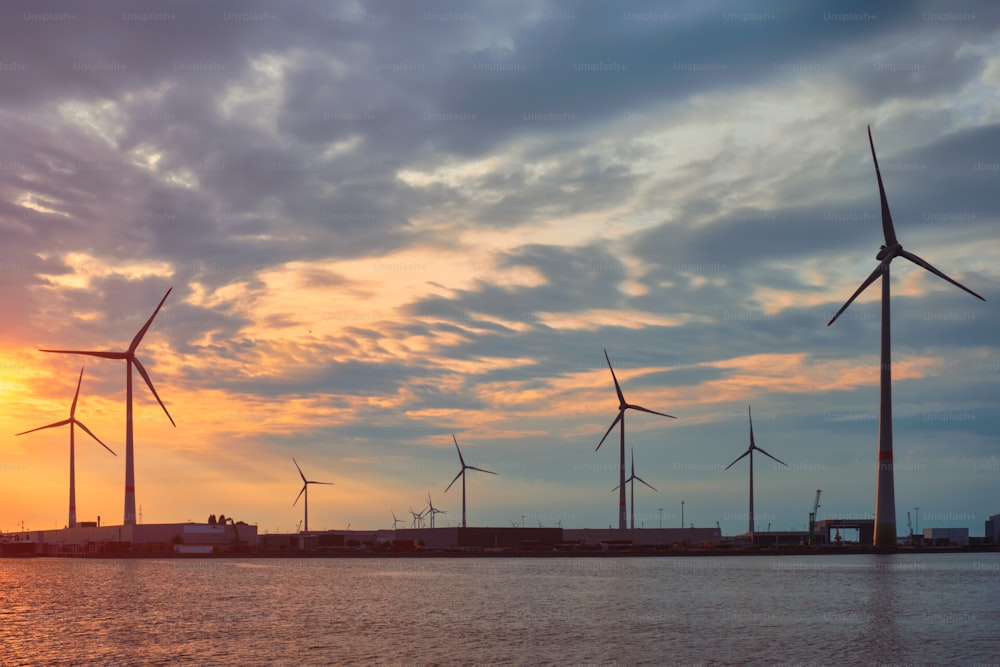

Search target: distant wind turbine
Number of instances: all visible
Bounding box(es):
[40,288,175,526]
[444,434,496,528]
[292,458,333,533]
[612,448,658,530]
[425,492,446,528]
[827,126,985,546]
[596,349,675,530]
[16,367,116,528]
[391,511,403,530]
[409,505,426,529]
[725,405,786,543]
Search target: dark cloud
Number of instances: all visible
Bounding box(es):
[2,0,998,532]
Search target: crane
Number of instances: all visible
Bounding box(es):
[808,489,821,545]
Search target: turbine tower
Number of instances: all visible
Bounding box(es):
[827,126,985,546]
[612,448,657,530]
[292,458,333,533]
[41,288,175,526]
[444,434,496,528]
[725,405,787,543]
[16,367,116,528]
[596,349,675,530]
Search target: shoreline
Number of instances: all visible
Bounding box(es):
[6,545,999,560]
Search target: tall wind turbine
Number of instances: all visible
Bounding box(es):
[828,126,985,546]
[596,349,675,530]
[391,511,403,530]
[444,434,496,528]
[612,448,657,530]
[40,288,175,526]
[292,458,333,533]
[16,367,116,528]
[725,406,787,543]
[425,492,446,528]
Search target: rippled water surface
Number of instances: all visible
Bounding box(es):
[1,553,998,665]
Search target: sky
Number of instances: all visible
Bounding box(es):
[1,0,998,537]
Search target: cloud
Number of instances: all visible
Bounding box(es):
[1,0,998,534]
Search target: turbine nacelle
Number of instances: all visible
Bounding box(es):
[876,243,902,262]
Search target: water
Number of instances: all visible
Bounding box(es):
[1,553,998,665]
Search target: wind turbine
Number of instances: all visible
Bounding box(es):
[409,505,426,529]
[612,448,658,530]
[16,367,116,528]
[292,458,333,533]
[425,492,446,528]
[596,349,675,530]
[827,126,985,546]
[725,405,786,543]
[391,511,403,530]
[40,288,175,526]
[444,434,496,528]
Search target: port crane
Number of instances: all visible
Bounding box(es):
[808,490,821,545]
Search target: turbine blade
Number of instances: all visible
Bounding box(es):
[899,250,986,302]
[725,449,751,470]
[596,412,623,451]
[39,349,126,359]
[468,465,496,475]
[75,420,117,456]
[70,367,85,417]
[15,419,72,436]
[310,481,334,486]
[756,446,788,467]
[827,264,883,326]
[627,404,677,419]
[634,475,658,492]
[444,469,463,493]
[748,405,755,447]
[293,458,307,483]
[452,434,466,467]
[868,126,898,248]
[130,288,172,353]
[293,485,306,506]
[604,349,626,406]
[132,357,175,426]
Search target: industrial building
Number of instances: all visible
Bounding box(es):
[9,522,258,554]
[817,519,875,545]
[986,514,1000,544]
[922,527,969,546]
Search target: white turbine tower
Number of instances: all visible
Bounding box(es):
[725,406,787,543]
[612,448,657,530]
[16,367,116,528]
[292,458,333,533]
[444,435,496,528]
